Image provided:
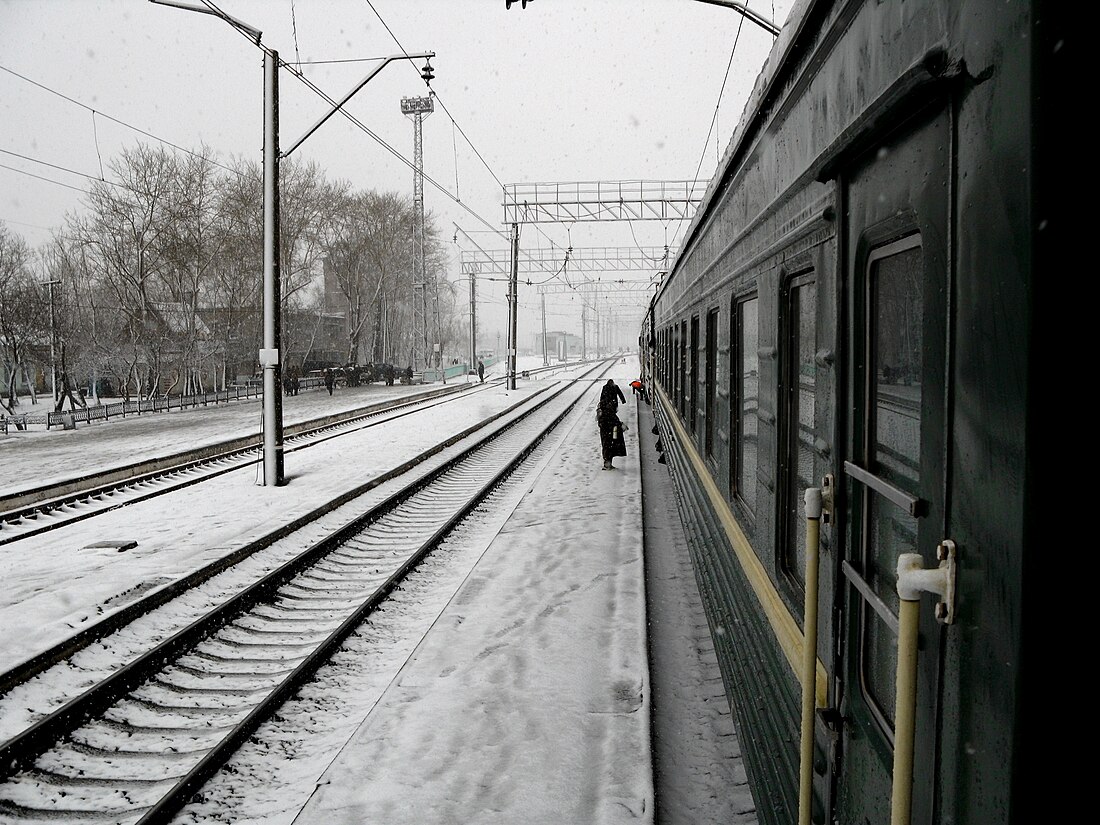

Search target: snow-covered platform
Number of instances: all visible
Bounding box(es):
[0,356,752,824]
[294,362,653,824]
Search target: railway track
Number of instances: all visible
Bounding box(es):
[0,384,476,549]
[0,381,559,699]
[0,364,609,824]
[0,361,583,547]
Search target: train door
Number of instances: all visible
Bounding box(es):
[834,105,951,825]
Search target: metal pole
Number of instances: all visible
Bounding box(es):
[541,293,548,366]
[434,278,442,372]
[690,0,781,35]
[595,283,601,359]
[469,271,477,375]
[581,301,587,361]
[261,50,285,486]
[44,279,59,405]
[508,222,519,390]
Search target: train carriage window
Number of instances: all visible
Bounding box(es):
[659,329,665,387]
[671,330,677,405]
[861,236,923,727]
[660,330,668,391]
[705,308,719,456]
[680,320,688,417]
[732,295,759,512]
[668,325,677,411]
[690,315,700,434]
[782,273,817,589]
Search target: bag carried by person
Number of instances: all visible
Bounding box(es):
[612,418,627,457]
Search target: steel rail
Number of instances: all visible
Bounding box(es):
[0,361,611,824]
[0,383,555,698]
[0,385,471,544]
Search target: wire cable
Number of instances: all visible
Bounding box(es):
[0,63,244,179]
[0,147,113,184]
[358,0,566,255]
[669,14,746,252]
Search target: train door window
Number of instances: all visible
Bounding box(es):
[859,236,924,726]
[732,294,759,513]
[781,272,817,589]
[690,315,700,434]
[705,308,719,456]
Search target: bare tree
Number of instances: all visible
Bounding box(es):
[157,147,225,394]
[75,144,178,399]
[0,224,47,419]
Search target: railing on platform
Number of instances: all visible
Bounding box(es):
[421,362,478,383]
[2,382,268,431]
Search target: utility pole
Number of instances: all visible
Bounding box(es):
[507,222,519,390]
[42,278,60,406]
[259,49,285,486]
[152,2,435,486]
[469,271,477,374]
[402,94,434,374]
[595,282,601,359]
[541,293,548,366]
[581,300,587,361]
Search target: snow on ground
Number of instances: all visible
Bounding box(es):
[286,357,650,825]
[0,378,458,496]
[0,355,742,825]
[0,358,582,672]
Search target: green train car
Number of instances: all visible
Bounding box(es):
[642,1,1061,822]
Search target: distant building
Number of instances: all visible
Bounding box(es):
[535,331,582,361]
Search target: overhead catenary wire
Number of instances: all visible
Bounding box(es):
[669,14,746,252]
[290,0,303,67]
[196,0,591,297]
[0,161,92,195]
[0,147,119,187]
[358,0,567,256]
[0,63,245,180]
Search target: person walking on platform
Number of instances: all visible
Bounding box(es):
[477,359,485,383]
[597,378,626,470]
[324,368,335,396]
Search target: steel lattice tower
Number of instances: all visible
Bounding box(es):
[401,94,434,372]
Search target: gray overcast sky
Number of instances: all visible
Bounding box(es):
[0,0,793,348]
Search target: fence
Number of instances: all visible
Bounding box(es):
[421,361,476,383]
[2,382,265,431]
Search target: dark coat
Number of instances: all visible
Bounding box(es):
[598,381,626,418]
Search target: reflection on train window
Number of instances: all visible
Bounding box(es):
[736,296,759,512]
[783,274,815,588]
[860,236,923,732]
[705,308,719,456]
[871,241,922,497]
[690,315,700,434]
